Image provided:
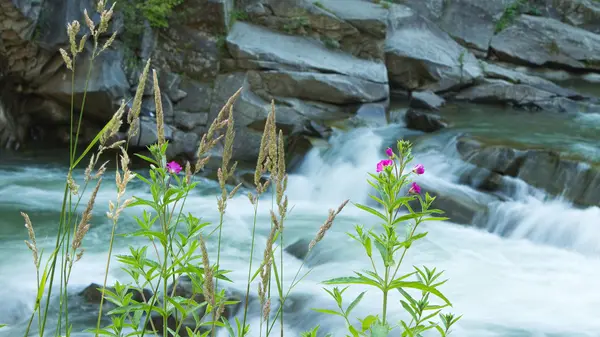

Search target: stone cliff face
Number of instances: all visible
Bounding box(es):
[1,0,599,167]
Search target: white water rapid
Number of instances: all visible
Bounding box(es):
[1,123,600,337]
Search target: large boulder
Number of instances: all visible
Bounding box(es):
[543,0,600,34]
[455,78,600,113]
[241,0,386,60]
[480,61,584,98]
[153,24,221,82]
[247,70,388,104]
[36,48,130,120]
[208,72,305,164]
[490,15,600,71]
[226,21,388,84]
[434,0,514,54]
[385,5,483,92]
[455,136,600,207]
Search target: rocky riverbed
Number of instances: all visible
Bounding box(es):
[0,0,599,168]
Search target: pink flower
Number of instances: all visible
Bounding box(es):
[385,147,394,157]
[408,182,421,194]
[376,159,393,173]
[412,164,425,175]
[166,161,182,174]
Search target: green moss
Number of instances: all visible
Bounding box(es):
[283,16,310,34]
[229,10,249,27]
[313,1,336,14]
[321,36,339,49]
[117,0,183,65]
[547,40,560,55]
[495,0,542,33]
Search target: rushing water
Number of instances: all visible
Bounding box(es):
[2,109,600,337]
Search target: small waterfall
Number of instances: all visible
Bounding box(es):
[3,123,600,336]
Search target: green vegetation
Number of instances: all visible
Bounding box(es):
[313,1,335,14]
[495,0,542,33]
[321,35,340,49]
[229,10,249,28]
[283,16,311,34]
[2,1,462,337]
[117,0,183,66]
[547,40,560,55]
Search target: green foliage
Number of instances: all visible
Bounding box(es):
[547,40,560,55]
[283,16,311,34]
[311,141,461,336]
[229,10,249,27]
[16,3,464,337]
[495,0,541,33]
[117,0,183,66]
[321,35,340,49]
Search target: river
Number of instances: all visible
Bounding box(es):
[1,103,600,337]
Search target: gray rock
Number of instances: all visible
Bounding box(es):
[168,130,200,158]
[490,15,600,71]
[171,0,233,34]
[142,92,174,119]
[395,0,445,21]
[411,90,445,110]
[436,0,513,53]
[130,117,175,149]
[547,0,600,34]
[480,61,583,98]
[174,110,209,131]
[36,49,130,119]
[208,72,306,164]
[455,136,600,207]
[35,0,121,51]
[352,101,388,126]
[455,79,600,113]
[285,238,310,261]
[385,9,483,92]
[248,70,389,104]
[272,96,354,121]
[404,109,447,133]
[175,79,213,112]
[79,283,153,305]
[159,72,187,103]
[317,0,389,38]
[153,23,220,81]
[226,21,388,84]
[407,178,500,225]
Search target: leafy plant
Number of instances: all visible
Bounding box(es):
[15,2,464,337]
[313,143,461,336]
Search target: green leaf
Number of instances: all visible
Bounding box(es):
[345,291,366,317]
[392,212,420,226]
[0,324,6,328]
[364,236,372,258]
[311,308,344,317]
[323,275,382,290]
[360,315,377,332]
[134,153,159,166]
[388,281,451,306]
[400,300,418,323]
[348,324,360,337]
[353,203,388,223]
[373,239,391,267]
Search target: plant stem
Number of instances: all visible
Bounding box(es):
[211,211,225,337]
[382,266,389,325]
[94,216,119,337]
[242,199,260,331]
